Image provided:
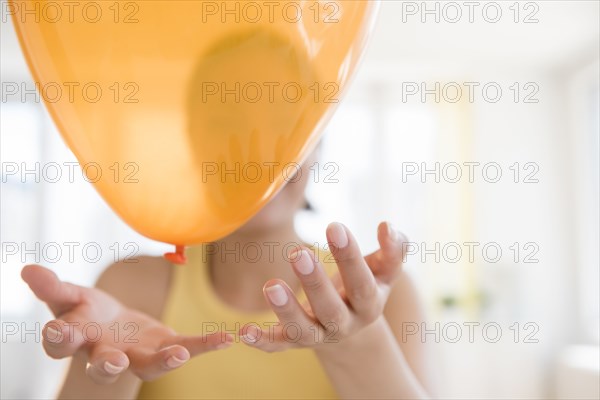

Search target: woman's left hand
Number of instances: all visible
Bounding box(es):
[239,221,406,352]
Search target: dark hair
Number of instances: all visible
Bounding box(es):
[304,199,313,211]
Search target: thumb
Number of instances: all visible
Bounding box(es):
[22,264,83,316]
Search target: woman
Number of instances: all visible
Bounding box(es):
[21,149,435,399]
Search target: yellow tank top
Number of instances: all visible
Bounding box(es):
[138,245,338,399]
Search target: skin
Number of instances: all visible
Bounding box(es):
[21,150,435,399]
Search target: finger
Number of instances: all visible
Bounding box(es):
[86,344,130,385]
[326,222,380,317]
[161,332,233,357]
[242,280,317,351]
[364,222,407,282]
[127,344,190,381]
[239,324,283,353]
[22,265,83,316]
[290,248,350,329]
[41,319,86,359]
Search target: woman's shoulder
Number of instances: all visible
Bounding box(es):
[95,255,173,320]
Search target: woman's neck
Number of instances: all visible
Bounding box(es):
[207,220,304,313]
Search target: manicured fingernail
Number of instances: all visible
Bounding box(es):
[265,284,288,306]
[104,361,125,375]
[241,326,259,344]
[329,223,349,249]
[45,327,62,343]
[241,334,257,344]
[387,222,397,241]
[166,355,187,368]
[293,250,314,275]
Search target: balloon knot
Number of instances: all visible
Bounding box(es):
[164,245,187,264]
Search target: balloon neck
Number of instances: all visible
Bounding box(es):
[164,245,187,264]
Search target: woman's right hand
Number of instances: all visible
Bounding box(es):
[21,264,232,385]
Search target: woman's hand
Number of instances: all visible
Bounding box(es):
[21,265,232,384]
[239,221,405,352]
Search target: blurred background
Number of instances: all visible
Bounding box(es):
[1,1,599,399]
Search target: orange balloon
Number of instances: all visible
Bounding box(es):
[10,0,379,253]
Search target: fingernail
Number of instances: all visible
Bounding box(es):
[329,223,349,249]
[387,222,397,241]
[241,333,257,344]
[104,361,125,375]
[265,284,288,306]
[45,327,62,343]
[288,247,302,262]
[166,355,187,368]
[241,325,260,344]
[293,250,314,275]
